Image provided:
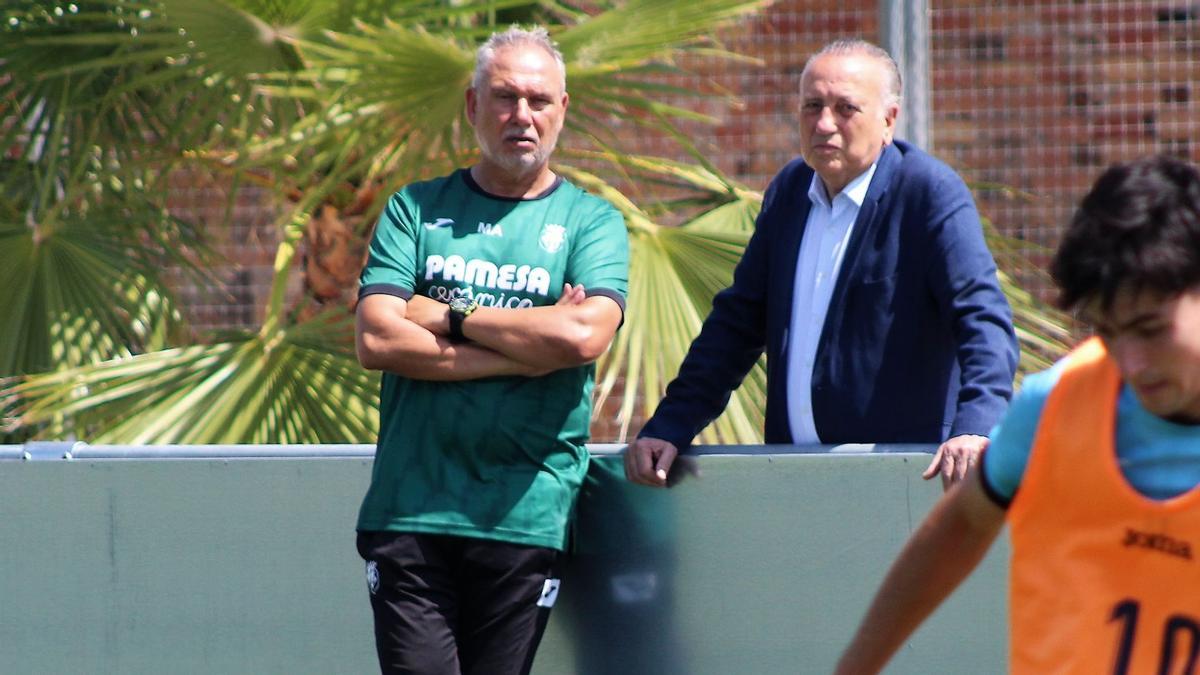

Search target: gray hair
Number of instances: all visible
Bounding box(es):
[471,26,566,92]
[802,38,902,109]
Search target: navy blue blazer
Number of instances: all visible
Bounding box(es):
[640,140,1019,450]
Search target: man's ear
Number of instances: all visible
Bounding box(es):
[465,86,478,127]
[882,102,899,145]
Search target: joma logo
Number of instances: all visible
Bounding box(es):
[1122,528,1193,561]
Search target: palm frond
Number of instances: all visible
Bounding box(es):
[555,0,771,66]
[0,185,203,376]
[597,221,764,442]
[3,0,320,176]
[982,220,1075,379]
[3,314,378,443]
[243,21,475,182]
[559,159,765,442]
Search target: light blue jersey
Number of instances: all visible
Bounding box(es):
[983,360,1200,503]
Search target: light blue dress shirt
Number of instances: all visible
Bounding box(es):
[786,163,878,444]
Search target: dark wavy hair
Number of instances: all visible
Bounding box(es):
[1051,155,1200,311]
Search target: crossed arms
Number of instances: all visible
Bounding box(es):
[356,284,623,379]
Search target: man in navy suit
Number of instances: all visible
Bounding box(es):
[625,39,1018,488]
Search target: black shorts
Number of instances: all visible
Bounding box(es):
[356,531,560,675]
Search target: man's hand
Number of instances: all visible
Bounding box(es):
[556,282,586,306]
[404,295,451,336]
[624,436,679,487]
[922,434,989,490]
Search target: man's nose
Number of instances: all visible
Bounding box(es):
[513,98,534,124]
[814,107,838,134]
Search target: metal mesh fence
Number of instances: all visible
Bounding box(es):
[933,0,1200,295]
[165,173,278,334]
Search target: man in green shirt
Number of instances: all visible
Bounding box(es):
[354,26,628,675]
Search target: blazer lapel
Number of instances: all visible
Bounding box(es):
[764,165,815,442]
[814,142,901,360]
[773,168,815,361]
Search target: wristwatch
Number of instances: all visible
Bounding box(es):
[447,296,479,342]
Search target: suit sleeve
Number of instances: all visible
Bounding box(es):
[924,172,1019,438]
[637,178,782,452]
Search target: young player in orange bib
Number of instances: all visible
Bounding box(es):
[835,154,1200,674]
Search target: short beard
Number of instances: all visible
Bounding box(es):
[475,128,557,178]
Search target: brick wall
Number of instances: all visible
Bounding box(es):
[166,171,278,334]
[934,0,1200,288]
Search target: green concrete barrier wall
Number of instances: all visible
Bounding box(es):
[0,447,1008,674]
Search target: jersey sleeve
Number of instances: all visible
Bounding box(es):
[567,200,629,312]
[980,362,1065,506]
[359,190,419,300]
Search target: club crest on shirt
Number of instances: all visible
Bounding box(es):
[539,223,566,253]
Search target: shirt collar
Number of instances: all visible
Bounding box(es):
[807,161,878,210]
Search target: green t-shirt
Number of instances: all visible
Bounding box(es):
[356,169,629,550]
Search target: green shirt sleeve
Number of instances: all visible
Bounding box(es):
[566,198,629,310]
[359,189,419,298]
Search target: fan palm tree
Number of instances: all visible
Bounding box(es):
[1,0,1071,445]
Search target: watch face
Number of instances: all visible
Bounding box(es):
[450,297,473,313]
